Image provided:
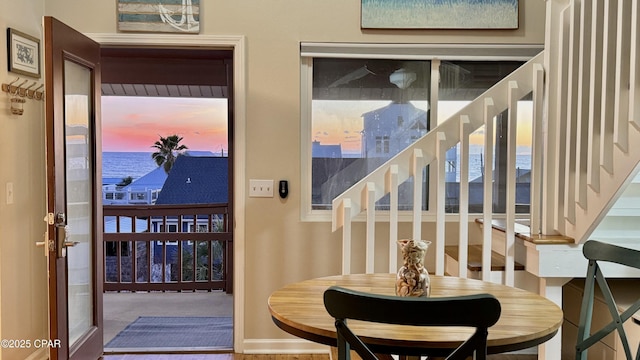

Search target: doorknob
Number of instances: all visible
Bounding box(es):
[35,233,53,258]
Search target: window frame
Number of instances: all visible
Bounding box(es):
[300,43,543,222]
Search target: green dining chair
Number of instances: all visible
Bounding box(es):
[323,286,501,360]
[575,240,640,360]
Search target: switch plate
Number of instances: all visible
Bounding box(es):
[249,179,274,198]
[6,182,13,204]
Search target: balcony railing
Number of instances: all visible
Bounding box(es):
[103,203,232,293]
[103,186,161,205]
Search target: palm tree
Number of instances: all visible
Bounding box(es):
[151,135,188,173]
[117,176,134,187]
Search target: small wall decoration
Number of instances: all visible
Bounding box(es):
[361,0,519,30]
[2,77,45,116]
[7,28,40,78]
[118,0,200,33]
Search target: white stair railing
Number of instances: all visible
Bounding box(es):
[332,53,545,284]
[543,0,640,242]
[332,0,640,284]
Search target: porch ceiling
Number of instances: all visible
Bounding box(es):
[101,83,227,98]
[100,47,231,98]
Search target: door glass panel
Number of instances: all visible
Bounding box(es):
[64,59,94,345]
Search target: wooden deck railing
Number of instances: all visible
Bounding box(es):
[103,203,232,293]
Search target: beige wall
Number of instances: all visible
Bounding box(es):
[0,1,49,359]
[0,0,546,355]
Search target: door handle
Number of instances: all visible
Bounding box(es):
[35,233,53,258]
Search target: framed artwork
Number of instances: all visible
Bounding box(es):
[7,28,40,78]
[361,0,519,30]
[118,0,200,33]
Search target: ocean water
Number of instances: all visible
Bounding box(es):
[464,153,531,182]
[102,152,159,179]
[103,151,531,181]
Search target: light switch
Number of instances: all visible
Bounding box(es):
[249,179,274,198]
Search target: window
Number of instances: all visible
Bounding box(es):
[157,224,178,246]
[301,44,542,218]
[159,224,178,232]
[375,136,390,154]
[437,61,532,213]
[189,224,209,232]
[306,57,431,210]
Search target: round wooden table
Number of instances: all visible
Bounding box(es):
[268,273,563,356]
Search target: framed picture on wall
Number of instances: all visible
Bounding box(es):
[118,0,200,33]
[361,0,519,30]
[7,28,40,78]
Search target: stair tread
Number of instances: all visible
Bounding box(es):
[445,245,525,272]
[475,219,574,244]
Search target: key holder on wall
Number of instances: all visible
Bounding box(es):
[2,77,45,116]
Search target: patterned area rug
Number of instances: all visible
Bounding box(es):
[105,316,232,349]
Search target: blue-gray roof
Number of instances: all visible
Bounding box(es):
[123,166,168,190]
[312,141,342,158]
[155,156,228,205]
[185,150,216,157]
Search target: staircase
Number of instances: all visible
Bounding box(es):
[332,0,640,276]
[331,1,640,356]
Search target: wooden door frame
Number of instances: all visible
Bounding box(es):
[86,33,247,352]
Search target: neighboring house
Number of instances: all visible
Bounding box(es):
[361,102,427,159]
[314,102,472,209]
[102,151,217,205]
[185,150,218,157]
[151,155,229,267]
[102,167,167,205]
[313,103,428,207]
[312,141,342,158]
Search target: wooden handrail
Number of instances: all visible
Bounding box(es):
[103,203,231,293]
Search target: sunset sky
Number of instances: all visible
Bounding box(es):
[101,96,228,153]
[101,96,532,156]
[312,100,533,156]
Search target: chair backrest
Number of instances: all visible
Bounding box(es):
[323,286,501,360]
[575,240,640,360]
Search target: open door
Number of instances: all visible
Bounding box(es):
[43,17,103,360]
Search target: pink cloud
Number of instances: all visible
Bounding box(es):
[102,96,228,152]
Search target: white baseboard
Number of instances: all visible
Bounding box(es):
[242,339,330,354]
